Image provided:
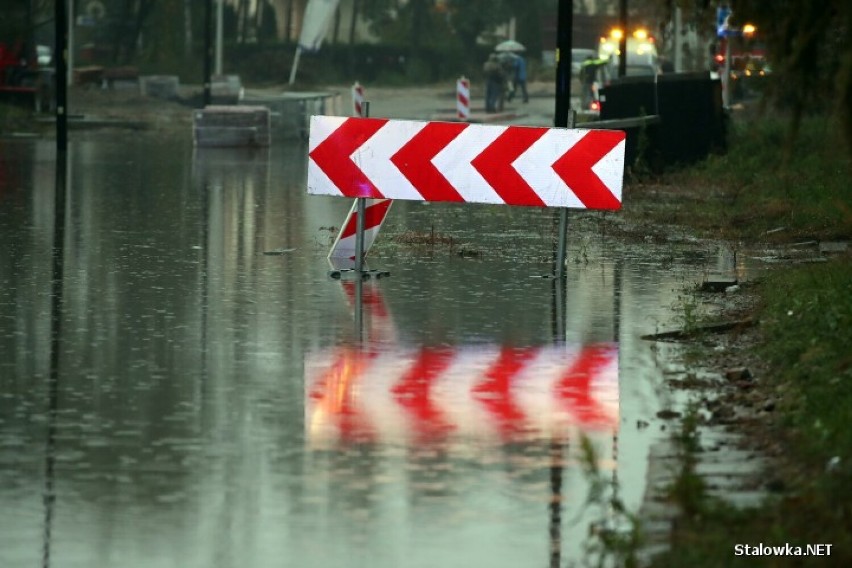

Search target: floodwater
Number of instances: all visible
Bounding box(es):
[1,132,730,568]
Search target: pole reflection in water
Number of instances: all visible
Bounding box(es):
[550,276,567,568]
[43,146,69,568]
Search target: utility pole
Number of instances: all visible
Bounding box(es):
[554,0,572,128]
[618,0,627,78]
[55,0,68,150]
[203,0,213,106]
[553,0,573,280]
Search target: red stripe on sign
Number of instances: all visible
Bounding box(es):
[551,130,624,210]
[309,117,389,198]
[391,122,469,202]
[339,199,392,239]
[471,126,549,207]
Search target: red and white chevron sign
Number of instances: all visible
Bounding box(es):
[327,198,392,261]
[305,343,619,446]
[308,116,626,209]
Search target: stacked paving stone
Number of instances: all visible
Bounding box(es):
[193,105,271,147]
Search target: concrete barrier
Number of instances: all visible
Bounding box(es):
[140,75,180,100]
[193,105,271,147]
[239,91,341,140]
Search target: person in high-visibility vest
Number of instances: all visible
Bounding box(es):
[579,56,608,110]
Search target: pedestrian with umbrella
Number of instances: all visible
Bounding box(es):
[483,53,507,113]
[495,40,528,104]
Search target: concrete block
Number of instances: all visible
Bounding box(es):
[193,105,271,147]
[140,75,180,100]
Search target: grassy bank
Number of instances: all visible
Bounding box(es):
[639,114,852,566]
[653,260,852,566]
[630,114,852,241]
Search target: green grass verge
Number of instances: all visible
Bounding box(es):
[653,259,852,566]
[665,115,852,240]
[648,114,852,565]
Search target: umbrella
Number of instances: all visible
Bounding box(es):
[495,39,526,53]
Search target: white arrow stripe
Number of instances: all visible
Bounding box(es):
[307,161,342,197]
[592,137,626,203]
[513,129,588,208]
[356,120,428,201]
[308,115,347,152]
[433,125,507,204]
[307,160,343,197]
[307,116,348,197]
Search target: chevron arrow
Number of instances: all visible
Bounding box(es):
[308,117,625,210]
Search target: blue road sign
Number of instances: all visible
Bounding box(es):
[716,6,732,37]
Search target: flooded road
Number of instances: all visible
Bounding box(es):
[1,132,722,567]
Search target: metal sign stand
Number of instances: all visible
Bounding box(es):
[537,110,575,280]
[328,102,391,281]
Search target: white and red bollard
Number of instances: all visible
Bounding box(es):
[327,198,392,264]
[456,76,470,120]
[351,81,365,117]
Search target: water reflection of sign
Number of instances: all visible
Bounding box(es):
[305,343,619,446]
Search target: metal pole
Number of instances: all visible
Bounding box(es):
[55,0,68,150]
[354,101,370,274]
[554,0,572,128]
[203,0,213,106]
[723,38,731,107]
[355,197,366,273]
[673,6,683,72]
[67,0,74,88]
[555,209,568,278]
[554,111,575,278]
[288,47,302,85]
[553,1,573,279]
[215,0,224,76]
[618,0,628,78]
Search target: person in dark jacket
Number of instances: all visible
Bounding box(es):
[483,53,506,113]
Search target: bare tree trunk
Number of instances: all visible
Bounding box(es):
[255,0,264,41]
[332,6,341,45]
[286,0,293,42]
[183,0,193,57]
[349,0,359,45]
[237,0,249,43]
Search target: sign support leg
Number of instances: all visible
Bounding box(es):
[553,110,575,279]
[555,209,568,279]
[355,197,366,274]
[355,102,369,275]
[327,100,390,281]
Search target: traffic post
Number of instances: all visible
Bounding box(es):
[326,101,393,280]
[351,81,365,117]
[456,76,471,120]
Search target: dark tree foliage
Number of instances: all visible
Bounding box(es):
[730,0,852,151]
[109,0,158,64]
